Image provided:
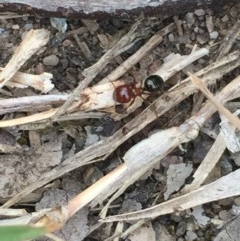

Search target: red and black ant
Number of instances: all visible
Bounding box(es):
[113,75,164,112]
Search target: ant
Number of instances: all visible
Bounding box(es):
[113,75,164,112]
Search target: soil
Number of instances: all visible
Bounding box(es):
[1,2,240,241]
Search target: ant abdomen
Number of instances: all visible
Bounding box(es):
[143,75,164,92]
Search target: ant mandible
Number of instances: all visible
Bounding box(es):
[113,75,164,107]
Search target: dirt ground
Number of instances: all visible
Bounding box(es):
[1,2,240,241]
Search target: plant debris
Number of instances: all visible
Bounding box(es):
[1,3,240,241]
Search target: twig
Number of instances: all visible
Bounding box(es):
[0,109,57,127]
[2,70,54,93]
[102,169,240,222]
[148,48,209,82]
[0,80,124,126]
[0,95,68,115]
[180,133,226,194]
[0,29,50,88]
[0,13,30,19]
[217,20,240,60]
[99,23,175,84]
[190,74,240,130]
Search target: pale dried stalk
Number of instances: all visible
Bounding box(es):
[0,81,124,115]
[190,74,240,130]
[0,13,29,19]
[0,81,124,116]
[103,169,240,222]
[180,134,226,194]
[0,95,68,115]
[0,81,123,127]
[0,81,124,126]
[2,52,240,208]
[99,23,175,84]
[0,109,57,127]
[15,112,105,131]
[153,48,209,82]
[2,69,54,93]
[219,111,240,153]
[68,80,124,112]
[0,208,27,216]
[0,29,50,88]
[217,20,240,60]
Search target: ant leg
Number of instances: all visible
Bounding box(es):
[140,91,159,118]
[115,104,127,114]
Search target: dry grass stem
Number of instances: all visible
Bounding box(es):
[0,29,50,88]
[190,74,240,130]
[102,168,240,222]
[1,69,54,93]
[0,95,68,115]
[0,13,30,19]
[217,20,240,60]
[219,111,240,152]
[0,208,27,216]
[0,109,58,128]
[0,80,124,126]
[154,48,208,82]
[181,134,226,194]
[99,23,175,84]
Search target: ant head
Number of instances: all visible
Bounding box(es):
[143,75,164,92]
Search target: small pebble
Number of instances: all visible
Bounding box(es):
[62,39,72,47]
[231,205,240,215]
[186,230,197,240]
[119,199,142,214]
[219,210,232,220]
[194,9,206,17]
[209,31,219,39]
[234,197,240,206]
[50,17,67,33]
[21,31,28,40]
[5,42,13,48]
[12,24,20,30]
[222,14,229,22]
[219,198,233,206]
[206,15,214,33]
[22,16,28,21]
[186,12,195,27]
[196,34,208,44]
[34,63,45,75]
[82,19,99,34]
[193,27,199,33]
[24,23,33,31]
[83,166,103,185]
[168,33,175,42]
[176,221,187,236]
[60,59,68,69]
[5,23,13,29]
[43,55,59,66]
[84,126,100,147]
